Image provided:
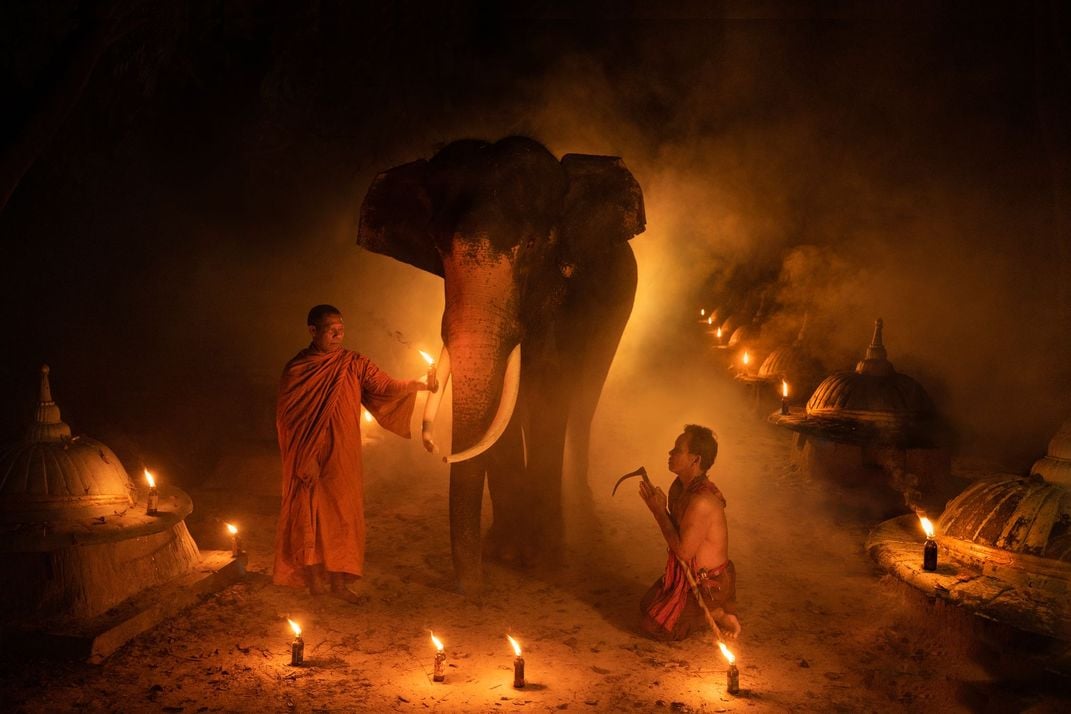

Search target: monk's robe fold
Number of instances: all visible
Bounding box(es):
[273,345,416,588]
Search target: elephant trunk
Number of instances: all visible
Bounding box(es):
[440,245,522,593]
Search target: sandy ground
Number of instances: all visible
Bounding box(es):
[3,345,1070,713]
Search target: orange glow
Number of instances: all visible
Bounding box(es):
[225,523,238,535]
[506,634,522,657]
[919,516,935,539]
[700,308,705,317]
[716,327,722,338]
[362,409,373,424]
[718,641,736,665]
[706,316,713,325]
[419,350,435,365]
[144,469,156,488]
[742,351,750,366]
[431,633,444,651]
[782,379,789,398]
[288,618,302,637]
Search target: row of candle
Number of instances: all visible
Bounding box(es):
[283,623,528,687]
[282,621,741,695]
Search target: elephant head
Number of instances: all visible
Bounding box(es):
[358,136,645,594]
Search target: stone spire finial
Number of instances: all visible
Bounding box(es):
[27,363,72,443]
[856,318,894,376]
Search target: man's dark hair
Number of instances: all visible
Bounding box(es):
[683,424,718,471]
[307,304,342,326]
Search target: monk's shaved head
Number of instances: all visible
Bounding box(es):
[307,304,342,326]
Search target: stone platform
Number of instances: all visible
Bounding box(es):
[1,549,246,663]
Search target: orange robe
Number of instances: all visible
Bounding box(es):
[273,345,416,588]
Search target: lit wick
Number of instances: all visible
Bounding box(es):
[288,619,304,666]
[716,326,723,343]
[741,350,750,372]
[431,632,446,682]
[419,349,438,393]
[144,469,158,515]
[700,308,705,317]
[780,379,790,415]
[919,516,938,572]
[225,522,241,557]
[706,316,713,325]
[719,642,739,695]
[507,635,525,688]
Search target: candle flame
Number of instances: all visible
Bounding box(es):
[742,351,750,366]
[225,523,238,535]
[716,327,722,338]
[431,632,444,651]
[919,515,935,539]
[782,379,789,398]
[362,408,373,424]
[700,308,705,317]
[718,641,736,665]
[144,469,155,488]
[288,618,301,637]
[706,316,713,325]
[419,350,435,365]
[506,634,522,657]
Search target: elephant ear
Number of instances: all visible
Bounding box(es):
[357,159,444,277]
[559,154,646,264]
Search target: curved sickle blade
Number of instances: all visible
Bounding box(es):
[611,466,650,496]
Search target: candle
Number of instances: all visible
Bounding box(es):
[431,632,446,682]
[780,379,790,415]
[741,350,750,371]
[225,522,241,557]
[507,635,525,688]
[144,469,158,515]
[718,642,739,695]
[919,516,938,571]
[716,326,723,342]
[288,619,304,666]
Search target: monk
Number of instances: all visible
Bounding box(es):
[638,424,742,640]
[273,304,435,602]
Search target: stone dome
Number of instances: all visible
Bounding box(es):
[939,473,1071,563]
[0,366,135,524]
[806,319,934,427]
[1032,419,1071,486]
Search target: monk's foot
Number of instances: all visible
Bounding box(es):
[717,613,742,640]
[306,565,328,596]
[327,574,365,604]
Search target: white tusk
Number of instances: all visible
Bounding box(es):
[421,345,452,453]
[445,344,521,464]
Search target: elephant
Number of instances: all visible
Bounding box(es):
[357,136,645,594]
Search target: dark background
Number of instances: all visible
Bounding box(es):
[2,0,1069,486]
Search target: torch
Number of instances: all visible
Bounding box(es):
[288,618,304,666]
[719,642,739,695]
[919,516,938,572]
[431,632,446,682]
[780,379,790,415]
[507,635,525,688]
[225,522,241,557]
[144,469,158,515]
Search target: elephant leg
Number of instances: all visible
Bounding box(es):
[449,458,486,597]
[522,389,569,563]
[485,413,526,564]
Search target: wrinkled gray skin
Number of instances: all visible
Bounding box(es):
[357,136,644,595]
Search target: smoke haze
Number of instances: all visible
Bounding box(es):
[1,3,1068,491]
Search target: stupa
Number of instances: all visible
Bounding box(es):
[0,366,243,661]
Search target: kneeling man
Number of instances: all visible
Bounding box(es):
[639,424,741,640]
